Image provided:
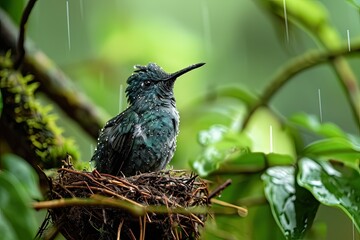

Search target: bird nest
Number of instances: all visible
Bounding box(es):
[45,165,210,240]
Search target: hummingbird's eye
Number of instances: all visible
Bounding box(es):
[141,80,152,87]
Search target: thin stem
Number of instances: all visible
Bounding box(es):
[331,57,360,131]
[14,0,38,69]
[242,40,360,129]
[32,195,247,217]
[208,179,232,200]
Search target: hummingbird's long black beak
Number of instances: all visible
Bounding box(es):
[166,63,205,80]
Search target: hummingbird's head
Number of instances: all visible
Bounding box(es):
[125,63,205,105]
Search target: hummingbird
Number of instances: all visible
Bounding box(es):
[91,62,205,176]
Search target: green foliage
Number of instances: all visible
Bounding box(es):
[192,99,360,239]
[303,138,360,168]
[0,154,40,240]
[190,124,252,176]
[298,158,360,232]
[262,166,319,239]
[1,154,42,200]
[289,113,347,139]
[192,105,360,239]
[191,107,296,177]
[0,0,25,24]
[186,1,360,239]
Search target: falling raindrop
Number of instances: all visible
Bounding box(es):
[283,0,289,44]
[269,125,273,153]
[352,223,355,240]
[201,0,212,57]
[90,144,94,156]
[318,89,323,122]
[80,0,84,20]
[119,84,124,112]
[347,29,351,52]
[66,0,71,51]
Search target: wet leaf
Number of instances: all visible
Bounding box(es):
[0,171,38,240]
[197,124,228,146]
[289,113,347,138]
[191,124,252,176]
[262,166,319,240]
[192,108,296,176]
[0,154,42,200]
[298,158,360,232]
[303,138,360,168]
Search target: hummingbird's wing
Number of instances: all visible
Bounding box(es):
[92,108,138,176]
[107,109,139,176]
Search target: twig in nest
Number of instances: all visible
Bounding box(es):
[208,179,232,200]
[211,198,248,217]
[14,0,38,69]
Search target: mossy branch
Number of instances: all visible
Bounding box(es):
[0,8,108,139]
[0,64,79,168]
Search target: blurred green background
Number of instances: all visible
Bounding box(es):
[20,0,360,162]
[3,0,360,239]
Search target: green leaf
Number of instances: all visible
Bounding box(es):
[191,108,296,176]
[262,166,320,240]
[303,138,360,168]
[289,113,347,139]
[191,124,252,176]
[1,154,42,200]
[197,124,229,146]
[0,172,38,240]
[0,210,17,240]
[298,158,360,232]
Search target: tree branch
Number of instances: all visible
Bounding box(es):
[0,8,108,140]
[255,0,360,131]
[331,57,360,130]
[13,0,38,69]
[242,41,360,129]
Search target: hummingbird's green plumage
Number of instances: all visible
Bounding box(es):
[91,63,205,176]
